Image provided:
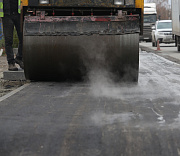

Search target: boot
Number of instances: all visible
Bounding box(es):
[15,58,24,69]
[8,63,18,71]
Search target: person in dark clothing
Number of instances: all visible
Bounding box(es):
[0,0,24,71]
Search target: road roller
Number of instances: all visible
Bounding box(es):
[21,0,144,81]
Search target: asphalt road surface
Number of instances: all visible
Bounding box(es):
[1,51,180,156]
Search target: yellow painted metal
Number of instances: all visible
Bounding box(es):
[135,0,144,35]
[135,0,144,9]
[21,0,28,6]
[21,0,144,8]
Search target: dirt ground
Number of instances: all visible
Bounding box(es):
[0,55,26,97]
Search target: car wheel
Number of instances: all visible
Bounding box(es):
[152,42,155,47]
[177,36,180,52]
[154,41,157,47]
[178,45,180,52]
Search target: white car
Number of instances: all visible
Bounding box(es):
[152,20,175,47]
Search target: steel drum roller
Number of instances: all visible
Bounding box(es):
[23,34,139,81]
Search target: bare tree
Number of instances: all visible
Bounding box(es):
[146,0,171,20]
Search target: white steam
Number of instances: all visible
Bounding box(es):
[88,52,180,104]
[87,51,180,129]
[91,112,136,126]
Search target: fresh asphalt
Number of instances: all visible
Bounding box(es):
[1,45,180,155]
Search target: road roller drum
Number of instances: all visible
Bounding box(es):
[23,34,139,81]
[21,0,144,82]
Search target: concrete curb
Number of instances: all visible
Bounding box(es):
[3,69,26,81]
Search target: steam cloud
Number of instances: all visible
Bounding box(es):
[87,50,180,129]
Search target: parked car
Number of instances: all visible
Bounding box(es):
[152,20,175,47]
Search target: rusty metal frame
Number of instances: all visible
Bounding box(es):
[24,14,140,36]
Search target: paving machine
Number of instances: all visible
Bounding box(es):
[21,0,144,81]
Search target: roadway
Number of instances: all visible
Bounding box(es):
[140,42,180,64]
[0,43,180,156]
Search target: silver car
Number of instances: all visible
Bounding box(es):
[152,20,175,47]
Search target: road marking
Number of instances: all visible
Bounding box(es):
[0,83,30,102]
[150,107,165,124]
